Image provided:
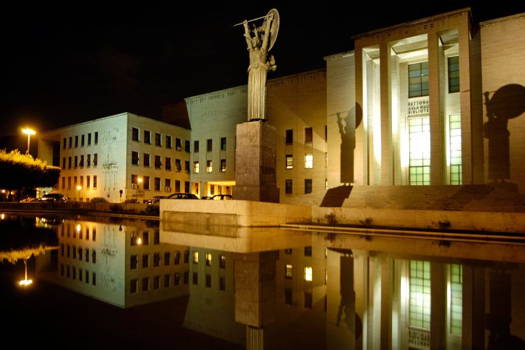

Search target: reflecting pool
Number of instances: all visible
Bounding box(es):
[1,214,524,349]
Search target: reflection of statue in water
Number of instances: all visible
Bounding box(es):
[241,9,279,120]
[483,85,525,182]
[336,104,362,184]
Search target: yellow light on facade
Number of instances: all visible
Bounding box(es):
[137,177,143,184]
[136,237,143,245]
[304,266,313,282]
[76,185,82,191]
[1,190,5,194]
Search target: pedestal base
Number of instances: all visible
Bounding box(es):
[233,120,279,203]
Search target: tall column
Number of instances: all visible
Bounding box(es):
[355,46,367,185]
[428,31,445,185]
[380,256,393,350]
[379,42,393,185]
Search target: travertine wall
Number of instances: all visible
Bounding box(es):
[480,13,525,191]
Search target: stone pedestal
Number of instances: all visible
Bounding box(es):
[233,120,279,202]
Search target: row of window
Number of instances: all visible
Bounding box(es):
[130,175,190,192]
[192,159,227,174]
[192,251,226,268]
[63,132,99,149]
[60,264,96,286]
[61,176,98,191]
[131,128,190,152]
[190,272,226,290]
[130,252,187,269]
[130,231,161,246]
[130,152,189,172]
[60,224,97,240]
[130,273,189,293]
[60,244,97,263]
[284,265,313,282]
[285,127,321,145]
[285,179,313,194]
[193,137,227,153]
[285,154,314,169]
[408,57,459,99]
[282,247,313,256]
[284,289,313,309]
[62,154,98,170]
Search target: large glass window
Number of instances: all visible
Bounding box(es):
[448,56,460,93]
[408,116,430,185]
[305,154,313,168]
[449,264,463,336]
[448,115,462,185]
[408,62,429,98]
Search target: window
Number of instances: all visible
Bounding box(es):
[68,137,72,149]
[142,277,148,291]
[75,136,78,148]
[175,180,181,192]
[142,254,149,268]
[304,246,312,256]
[63,138,66,149]
[87,176,90,188]
[154,177,160,191]
[94,132,98,145]
[304,266,313,282]
[207,139,212,152]
[93,153,98,167]
[154,156,161,169]
[144,130,151,144]
[92,250,96,263]
[219,255,226,269]
[93,176,97,188]
[219,276,226,291]
[191,272,199,285]
[87,154,91,167]
[74,156,78,168]
[130,279,138,293]
[193,161,200,174]
[408,62,429,98]
[155,133,161,146]
[286,155,293,169]
[206,160,213,173]
[448,115,462,185]
[132,151,139,165]
[185,161,190,173]
[185,140,190,152]
[131,174,137,186]
[68,157,72,169]
[80,155,84,168]
[220,137,227,151]
[165,178,171,191]
[285,180,293,194]
[164,274,170,288]
[62,158,65,169]
[285,264,293,279]
[220,159,226,172]
[154,253,160,267]
[205,253,212,266]
[88,133,91,146]
[175,138,182,151]
[304,292,313,309]
[165,157,171,170]
[174,273,181,286]
[92,272,96,285]
[205,274,211,288]
[408,116,430,185]
[284,248,292,255]
[143,153,150,167]
[174,251,181,264]
[81,135,85,147]
[305,154,313,168]
[448,56,460,93]
[166,135,172,148]
[305,127,313,143]
[143,176,150,190]
[130,255,138,269]
[154,231,159,244]
[143,232,149,245]
[132,127,139,141]
[285,129,293,144]
[194,140,199,153]
[164,252,170,266]
[409,261,431,330]
[285,288,293,305]
[175,159,182,172]
[192,251,199,264]
[304,179,312,194]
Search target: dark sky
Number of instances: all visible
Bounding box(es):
[0,2,523,137]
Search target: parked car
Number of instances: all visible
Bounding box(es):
[40,193,67,202]
[211,194,233,200]
[145,195,169,205]
[19,196,36,203]
[167,193,199,200]
[90,197,109,203]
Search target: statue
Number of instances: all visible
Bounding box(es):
[239,9,279,120]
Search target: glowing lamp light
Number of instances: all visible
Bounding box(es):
[136,237,143,245]
[18,279,33,287]
[76,224,82,233]
[0,213,5,220]
[137,177,143,184]
[76,185,82,191]
[1,190,5,194]
[21,128,36,136]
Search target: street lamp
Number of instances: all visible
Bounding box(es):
[21,128,36,154]
[18,258,33,287]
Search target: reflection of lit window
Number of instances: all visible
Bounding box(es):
[285,264,293,279]
[409,260,431,330]
[449,264,463,335]
[286,155,293,169]
[304,266,313,282]
[192,251,199,264]
[305,154,313,168]
[205,253,212,266]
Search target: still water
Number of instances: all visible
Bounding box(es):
[1,214,524,349]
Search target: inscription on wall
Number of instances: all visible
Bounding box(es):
[408,97,429,116]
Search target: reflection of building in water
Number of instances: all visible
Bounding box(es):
[38,220,189,308]
[183,248,245,344]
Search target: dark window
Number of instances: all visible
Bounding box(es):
[153,253,160,267]
[174,251,181,264]
[62,158,66,169]
[94,132,98,145]
[143,232,149,245]
[164,274,170,288]
[304,292,313,309]
[205,274,211,288]
[155,133,161,146]
[192,272,198,285]
[93,153,98,167]
[142,254,149,268]
[92,250,96,263]
[74,156,78,168]
[285,179,293,194]
[144,153,150,167]
[175,180,181,192]
[81,135,85,147]
[143,176,150,190]
[285,129,293,144]
[174,273,181,286]
[175,159,182,172]
[132,151,139,165]
[304,246,312,256]
[142,277,148,291]
[185,161,190,173]
[80,155,84,167]
[219,276,226,291]
[75,136,78,148]
[63,138,66,149]
[185,140,190,152]
[220,137,227,151]
[194,140,199,153]
[305,179,312,194]
[175,138,182,151]
[155,155,161,169]
[154,177,160,191]
[448,56,460,93]
[164,252,170,266]
[165,157,171,170]
[207,139,212,152]
[68,157,72,169]
[166,135,172,148]
[92,272,96,285]
[88,133,91,145]
[305,127,313,143]
[285,288,293,305]
[130,279,138,293]
[219,255,226,269]
[144,130,151,144]
[68,137,72,149]
[154,231,159,244]
[130,255,138,269]
[132,128,139,141]
[408,62,429,98]
[87,154,91,167]
[185,181,190,193]
[165,178,171,191]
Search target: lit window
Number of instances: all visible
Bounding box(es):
[206,160,213,173]
[285,264,293,279]
[220,159,226,172]
[192,251,199,264]
[408,116,430,185]
[193,161,200,174]
[205,253,212,266]
[305,154,313,168]
[448,115,462,185]
[304,266,313,282]
[286,155,293,169]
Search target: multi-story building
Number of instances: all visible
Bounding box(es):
[39,112,191,202]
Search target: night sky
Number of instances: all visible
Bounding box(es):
[0,2,523,139]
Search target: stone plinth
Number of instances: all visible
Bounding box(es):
[233,120,279,203]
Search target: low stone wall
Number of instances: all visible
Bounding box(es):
[0,201,152,215]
